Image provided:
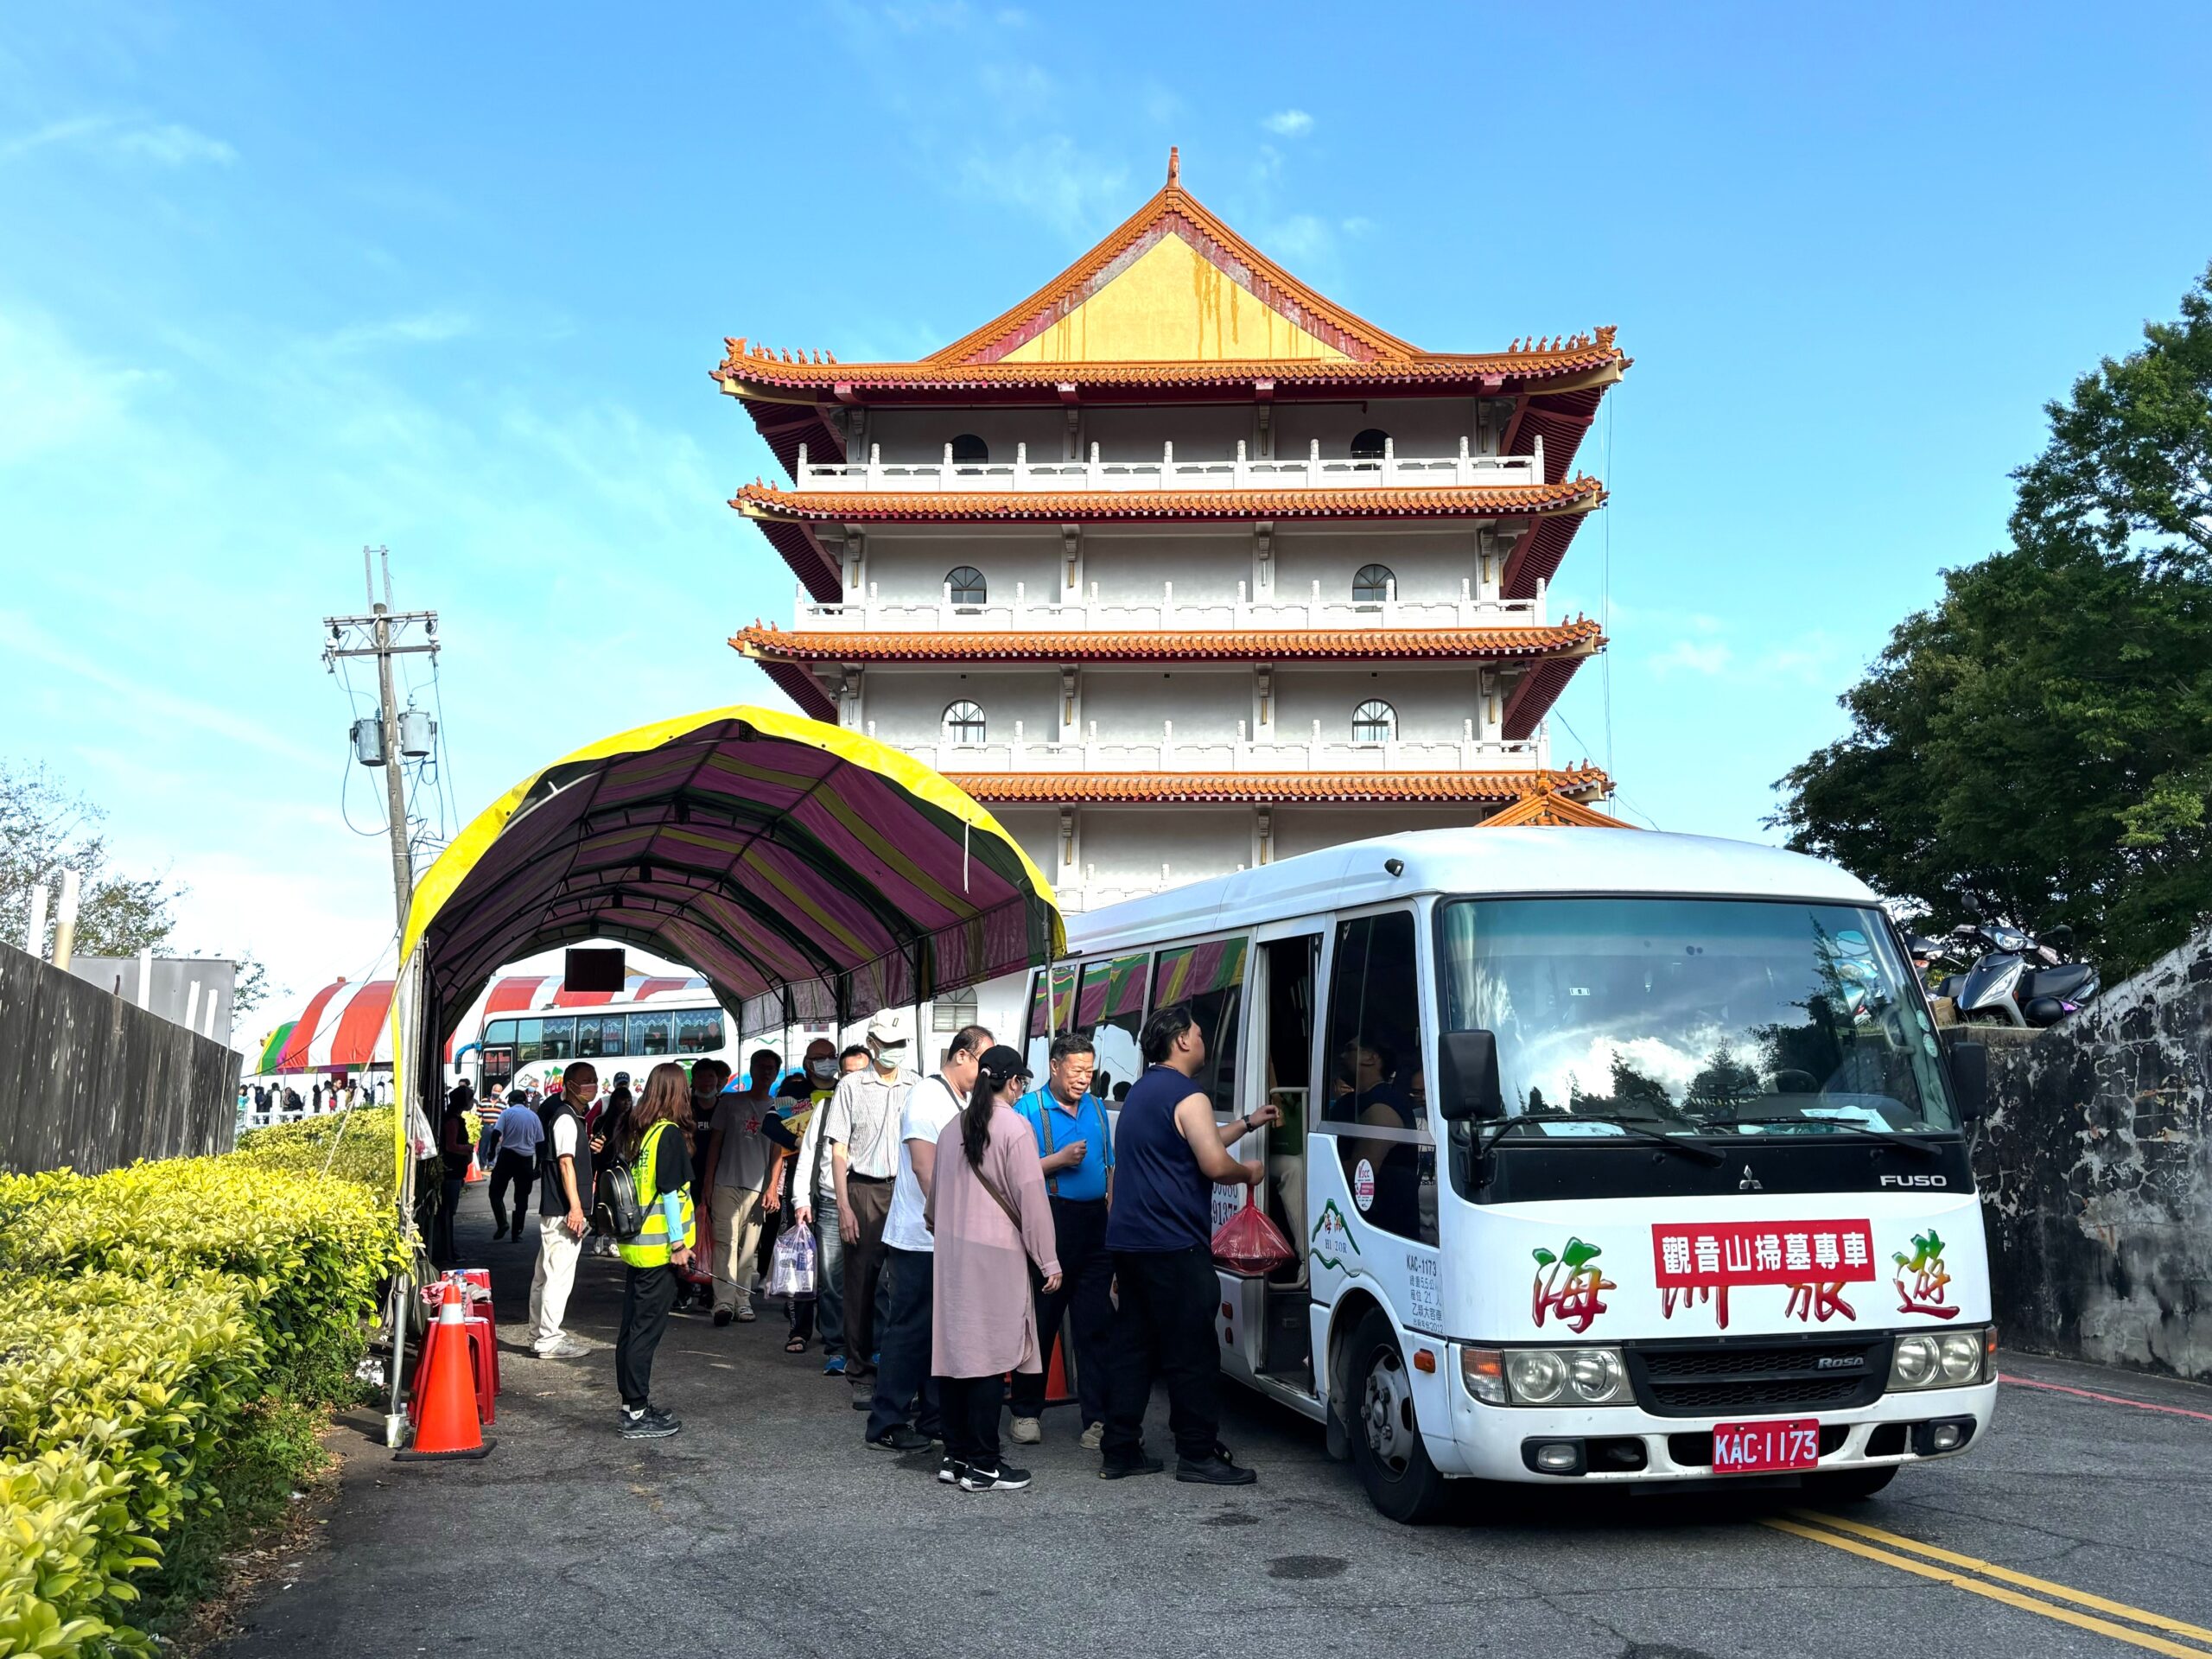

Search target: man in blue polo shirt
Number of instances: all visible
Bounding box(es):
[1008,1032,1116,1449]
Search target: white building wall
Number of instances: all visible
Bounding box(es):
[1271,397,1487,460]
[1271,805,1490,861]
[1073,807,1252,892]
[1272,665,1485,745]
[1077,669,1249,745]
[852,531,1063,603]
[1269,526,1482,606]
[862,668,1059,747]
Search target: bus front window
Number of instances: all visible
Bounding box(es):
[1435,897,1956,1188]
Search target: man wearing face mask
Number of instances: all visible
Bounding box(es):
[776,1039,849,1363]
[818,1017,912,1398]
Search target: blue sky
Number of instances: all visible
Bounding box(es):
[3,2,2208,1025]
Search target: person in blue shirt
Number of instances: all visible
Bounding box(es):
[1007,1033,1116,1448]
[1098,1001,1277,1485]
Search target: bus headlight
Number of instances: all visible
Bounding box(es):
[1889,1326,1994,1390]
[1467,1346,1633,1407]
[1506,1350,1568,1403]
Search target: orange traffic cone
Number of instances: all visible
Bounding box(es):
[1045,1314,1076,1408]
[396,1281,495,1460]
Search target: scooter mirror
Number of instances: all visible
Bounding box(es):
[2043,924,2074,949]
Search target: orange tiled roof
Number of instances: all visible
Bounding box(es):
[1481,788,1636,828]
[734,620,1605,664]
[732,475,1604,524]
[712,152,1628,398]
[946,769,1611,806]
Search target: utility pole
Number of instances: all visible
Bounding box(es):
[324,547,441,935]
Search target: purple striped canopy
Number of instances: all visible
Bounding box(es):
[404,707,1063,1045]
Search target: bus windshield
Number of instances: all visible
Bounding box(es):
[1435,895,1958,1137]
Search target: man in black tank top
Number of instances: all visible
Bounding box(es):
[1097,1002,1278,1486]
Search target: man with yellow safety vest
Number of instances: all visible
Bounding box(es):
[613,1062,699,1440]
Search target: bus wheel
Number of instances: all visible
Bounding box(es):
[1345,1309,1449,1524]
[1806,1466,1896,1502]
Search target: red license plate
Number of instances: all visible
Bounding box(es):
[1711,1418,1821,1473]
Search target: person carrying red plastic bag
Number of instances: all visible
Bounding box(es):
[1211,1189,1294,1276]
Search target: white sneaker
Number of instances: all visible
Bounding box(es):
[1009,1415,1041,1445]
[536,1336,592,1359]
[1080,1421,1104,1451]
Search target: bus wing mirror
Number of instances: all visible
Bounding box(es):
[1946,1039,1987,1122]
[1439,1030,1505,1122]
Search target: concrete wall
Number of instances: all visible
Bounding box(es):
[1974,926,2212,1381]
[0,941,241,1174]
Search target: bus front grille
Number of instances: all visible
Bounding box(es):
[1624,1335,1891,1417]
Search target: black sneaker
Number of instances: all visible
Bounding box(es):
[712,1307,734,1328]
[959,1462,1033,1492]
[1175,1449,1255,1485]
[1099,1453,1165,1480]
[620,1406,681,1440]
[937,1459,963,1485]
[870,1425,933,1452]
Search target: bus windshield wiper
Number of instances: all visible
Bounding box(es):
[1481,1113,1726,1166]
[1721,1114,1942,1160]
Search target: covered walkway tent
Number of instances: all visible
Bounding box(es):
[380,707,1063,1334]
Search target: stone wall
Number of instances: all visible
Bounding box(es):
[1973,927,2212,1381]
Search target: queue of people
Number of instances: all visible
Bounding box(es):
[438,1000,1274,1488]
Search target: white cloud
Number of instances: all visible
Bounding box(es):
[321,309,476,354]
[957,135,1128,240]
[1648,639,1734,677]
[1262,109,1313,137]
[0,307,150,462]
[0,114,236,168]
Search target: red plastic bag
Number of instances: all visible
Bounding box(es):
[1211,1192,1294,1277]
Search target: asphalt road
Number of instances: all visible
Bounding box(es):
[216,1184,2212,1659]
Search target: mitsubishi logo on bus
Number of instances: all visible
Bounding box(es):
[1738,1166,1763,1192]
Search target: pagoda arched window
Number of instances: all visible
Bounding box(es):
[950,434,989,464]
[945,566,988,607]
[1350,428,1390,461]
[1352,563,1395,605]
[1351,699,1396,745]
[944,700,988,747]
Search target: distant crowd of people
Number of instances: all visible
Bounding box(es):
[240,1076,386,1117]
[434,1002,1278,1492]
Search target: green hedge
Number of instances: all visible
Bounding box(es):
[234,1108,399,1202]
[0,1147,403,1654]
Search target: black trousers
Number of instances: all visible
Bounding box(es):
[866,1247,940,1440]
[434,1174,464,1263]
[1102,1245,1224,1465]
[1009,1197,1114,1423]
[841,1175,893,1376]
[488,1149,536,1230]
[615,1263,678,1408]
[938,1372,1006,1471]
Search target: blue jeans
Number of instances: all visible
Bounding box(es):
[795,1190,844,1357]
[866,1246,939,1440]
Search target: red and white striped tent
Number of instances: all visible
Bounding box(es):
[252,971,713,1076]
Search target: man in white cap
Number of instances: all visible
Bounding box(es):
[820,1015,912,1399]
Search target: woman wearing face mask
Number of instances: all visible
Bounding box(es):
[764,1039,844,1357]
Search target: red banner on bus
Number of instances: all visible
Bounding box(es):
[1650,1220,1876,1288]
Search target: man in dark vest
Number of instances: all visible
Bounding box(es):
[1098,1001,1278,1485]
[530,1060,598,1358]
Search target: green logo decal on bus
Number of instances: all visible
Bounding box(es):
[1312,1198,1362,1271]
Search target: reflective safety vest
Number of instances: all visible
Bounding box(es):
[618,1120,696,1268]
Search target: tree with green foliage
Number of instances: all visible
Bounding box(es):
[1,761,271,1020]
[1775,265,2212,976]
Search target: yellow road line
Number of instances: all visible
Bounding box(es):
[1764,1517,2212,1657]
[1792,1510,2212,1644]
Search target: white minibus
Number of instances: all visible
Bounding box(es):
[1021,827,1996,1521]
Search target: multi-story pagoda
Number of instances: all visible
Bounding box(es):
[718,150,1625,916]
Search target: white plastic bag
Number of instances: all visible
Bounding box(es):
[768,1220,818,1300]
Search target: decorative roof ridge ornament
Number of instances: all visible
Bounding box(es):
[1167,144,1180,188]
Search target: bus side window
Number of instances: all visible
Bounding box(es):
[1074,952,1149,1103]
[1323,912,1435,1243]
[630,1013,672,1057]
[1152,938,1247,1119]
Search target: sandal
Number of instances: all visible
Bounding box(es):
[785,1335,809,1354]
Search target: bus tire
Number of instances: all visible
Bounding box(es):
[1344,1308,1450,1524]
[1807,1465,1897,1502]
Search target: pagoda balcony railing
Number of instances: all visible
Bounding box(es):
[793,435,1542,495]
[869,719,1549,776]
[798,575,1545,633]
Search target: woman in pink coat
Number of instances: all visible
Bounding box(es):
[929,1045,1062,1491]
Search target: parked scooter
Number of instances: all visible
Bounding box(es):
[1927,918,2099,1028]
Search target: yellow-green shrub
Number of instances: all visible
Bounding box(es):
[0,1159,402,1402]
[234,1108,398,1202]
[0,1275,262,1652]
[0,1451,129,1658]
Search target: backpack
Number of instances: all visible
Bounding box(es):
[594,1149,646,1241]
